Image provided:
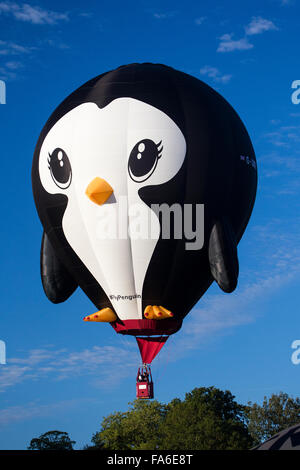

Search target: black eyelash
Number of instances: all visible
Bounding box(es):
[47,152,51,169]
[156,140,163,158]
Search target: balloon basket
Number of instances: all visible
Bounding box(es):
[136,364,154,399]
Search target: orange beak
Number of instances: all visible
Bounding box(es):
[85,177,113,206]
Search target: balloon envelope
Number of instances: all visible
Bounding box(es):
[32,63,257,337]
[253,424,300,450]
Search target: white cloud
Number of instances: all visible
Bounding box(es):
[153,11,177,19]
[264,124,300,150]
[0,399,82,427]
[4,60,22,69]
[217,16,278,53]
[78,12,93,18]
[0,40,34,55]
[195,16,206,25]
[217,33,254,52]
[0,343,138,393]
[0,48,28,79]
[171,274,287,358]
[260,142,300,196]
[0,2,68,24]
[200,65,232,83]
[43,39,70,50]
[245,16,278,36]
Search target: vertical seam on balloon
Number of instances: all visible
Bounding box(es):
[158,70,189,315]
[126,97,141,319]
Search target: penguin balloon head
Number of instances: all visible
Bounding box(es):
[32,63,257,337]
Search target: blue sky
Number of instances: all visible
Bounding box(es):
[0,0,300,450]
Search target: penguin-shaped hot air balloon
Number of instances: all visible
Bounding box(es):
[32,63,257,396]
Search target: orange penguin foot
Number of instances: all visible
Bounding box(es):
[83,307,117,322]
[144,305,174,320]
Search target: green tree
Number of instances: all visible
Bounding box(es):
[91,387,253,450]
[159,387,252,450]
[247,392,300,445]
[27,430,75,450]
[92,400,168,450]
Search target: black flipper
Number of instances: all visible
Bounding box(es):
[208,218,239,293]
[40,231,78,303]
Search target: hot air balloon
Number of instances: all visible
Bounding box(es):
[32,63,257,398]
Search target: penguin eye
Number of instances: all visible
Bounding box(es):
[128,139,163,183]
[48,148,72,189]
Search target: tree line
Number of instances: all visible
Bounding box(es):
[27,387,300,450]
